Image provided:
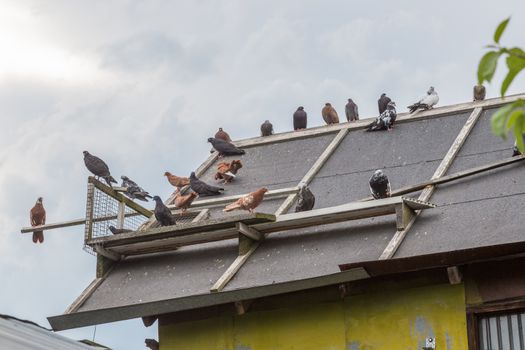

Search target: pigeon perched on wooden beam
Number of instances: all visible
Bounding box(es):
[164,172,190,189]
[365,101,397,132]
[407,86,439,113]
[83,151,117,187]
[293,106,307,130]
[345,99,359,122]
[473,85,486,101]
[152,196,177,226]
[174,190,198,213]
[369,170,391,199]
[260,120,274,136]
[190,172,224,196]
[214,127,232,143]
[223,188,268,213]
[295,185,315,212]
[322,103,339,125]
[378,93,392,114]
[215,160,243,183]
[108,226,132,235]
[208,137,245,157]
[30,197,46,244]
[120,176,152,201]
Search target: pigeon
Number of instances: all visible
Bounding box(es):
[378,93,392,114]
[152,196,177,226]
[30,197,46,244]
[208,137,245,157]
[215,127,232,143]
[513,137,524,156]
[407,86,439,113]
[369,170,391,199]
[474,85,486,101]
[145,339,159,350]
[223,188,268,213]
[214,160,243,183]
[120,176,152,201]
[174,190,198,213]
[293,106,307,130]
[322,103,339,125]
[83,151,117,187]
[295,185,315,212]
[190,172,224,196]
[164,172,190,189]
[108,226,132,235]
[365,101,397,132]
[260,120,274,136]
[345,99,359,122]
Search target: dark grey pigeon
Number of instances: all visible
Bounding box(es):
[260,120,274,136]
[369,170,391,199]
[345,99,359,122]
[378,93,392,114]
[121,175,152,201]
[83,151,117,187]
[295,185,315,212]
[293,106,307,130]
[366,101,397,132]
[190,172,224,197]
[513,137,524,156]
[152,196,177,226]
[207,138,245,156]
[108,226,133,234]
[474,85,486,101]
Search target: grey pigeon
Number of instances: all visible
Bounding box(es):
[190,172,224,197]
[260,120,274,136]
[108,226,132,234]
[152,196,177,226]
[369,170,391,199]
[378,93,392,114]
[345,99,359,122]
[83,151,117,187]
[208,138,245,156]
[366,101,397,132]
[293,106,307,130]
[120,175,152,201]
[474,85,486,101]
[408,86,439,113]
[295,185,315,212]
[145,339,159,350]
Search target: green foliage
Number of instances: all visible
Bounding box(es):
[478,17,525,153]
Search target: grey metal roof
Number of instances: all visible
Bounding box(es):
[49,95,525,330]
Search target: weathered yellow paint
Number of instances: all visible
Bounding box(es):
[159,283,468,350]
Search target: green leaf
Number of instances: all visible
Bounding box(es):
[494,17,510,44]
[477,51,500,85]
[514,114,525,153]
[505,109,522,132]
[491,101,521,137]
[501,48,525,96]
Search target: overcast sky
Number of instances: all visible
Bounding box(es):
[1,1,525,349]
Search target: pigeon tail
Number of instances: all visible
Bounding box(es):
[32,231,44,244]
[407,103,421,113]
[223,202,242,212]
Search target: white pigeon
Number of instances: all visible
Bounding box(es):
[408,86,439,113]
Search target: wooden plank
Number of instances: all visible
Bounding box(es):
[237,222,263,241]
[93,245,121,261]
[211,242,260,293]
[447,266,462,285]
[191,209,210,223]
[379,107,484,260]
[64,277,104,314]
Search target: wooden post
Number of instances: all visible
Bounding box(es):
[117,201,126,229]
[84,180,95,242]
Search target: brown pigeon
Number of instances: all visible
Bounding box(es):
[164,172,190,189]
[321,103,339,125]
[215,160,243,183]
[223,188,268,213]
[174,190,198,213]
[30,197,46,244]
[215,127,232,143]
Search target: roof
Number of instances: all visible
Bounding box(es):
[49,94,525,330]
[0,314,109,350]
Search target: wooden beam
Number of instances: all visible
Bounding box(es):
[234,300,253,315]
[93,245,121,261]
[447,266,462,285]
[379,107,484,260]
[211,242,260,293]
[395,203,415,231]
[191,209,210,223]
[237,222,263,241]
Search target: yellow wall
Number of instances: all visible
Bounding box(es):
[159,283,468,350]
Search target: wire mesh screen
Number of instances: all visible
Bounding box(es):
[479,312,525,350]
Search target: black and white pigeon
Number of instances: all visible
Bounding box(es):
[293,106,307,130]
[365,101,397,132]
[369,170,391,199]
[108,226,133,235]
[345,98,359,122]
[152,196,177,226]
[295,185,315,212]
[513,138,524,157]
[408,86,439,113]
[378,93,392,114]
[83,151,117,187]
[208,137,246,156]
[120,176,152,201]
[190,172,224,196]
[260,120,274,136]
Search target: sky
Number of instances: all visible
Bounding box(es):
[0,1,524,349]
